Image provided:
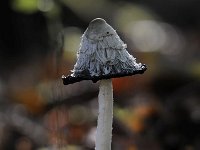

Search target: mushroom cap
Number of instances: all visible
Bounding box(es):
[62,18,147,85]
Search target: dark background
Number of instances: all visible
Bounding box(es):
[0,0,200,150]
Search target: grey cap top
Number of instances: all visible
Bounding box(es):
[89,18,106,25]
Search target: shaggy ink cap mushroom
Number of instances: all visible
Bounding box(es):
[62,18,147,85]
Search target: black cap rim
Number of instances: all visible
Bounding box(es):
[62,64,147,85]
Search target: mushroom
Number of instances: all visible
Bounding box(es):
[62,18,147,150]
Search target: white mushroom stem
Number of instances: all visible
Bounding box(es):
[96,79,113,150]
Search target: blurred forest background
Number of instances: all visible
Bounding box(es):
[0,0,200,150]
